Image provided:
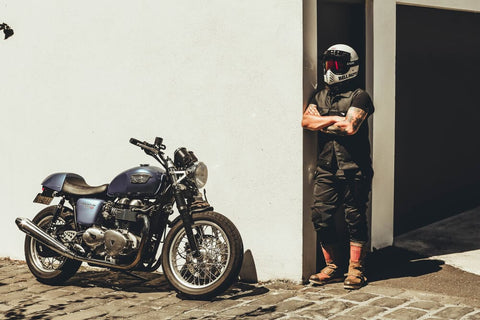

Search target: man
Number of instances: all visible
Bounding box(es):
[302,44,374,290]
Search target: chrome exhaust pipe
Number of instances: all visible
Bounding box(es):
[15,215,150,270]
[15,217,77,260]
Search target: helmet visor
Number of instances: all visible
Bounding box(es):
[324,59,349,75]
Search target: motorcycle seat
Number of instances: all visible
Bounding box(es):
[62,175,108,197]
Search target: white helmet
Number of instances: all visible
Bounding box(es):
[322,44,359,85]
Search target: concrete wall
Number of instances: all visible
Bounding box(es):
[0,0,303,281]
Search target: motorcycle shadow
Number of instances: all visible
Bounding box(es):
[64,267,269,301]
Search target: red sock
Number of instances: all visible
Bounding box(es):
[322,246,333,264]
[350,244,362,262]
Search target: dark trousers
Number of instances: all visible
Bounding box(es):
[311,166,371,245]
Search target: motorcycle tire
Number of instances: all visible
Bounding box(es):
[161,211,243,299]
[24,206,81,285]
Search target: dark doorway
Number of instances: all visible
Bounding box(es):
[395,5,480,235]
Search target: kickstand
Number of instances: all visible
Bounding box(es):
[120,270,149,281]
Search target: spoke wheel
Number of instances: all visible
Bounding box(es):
[29,215,67,272]
[162,211,243,299]
[24,206,81,285]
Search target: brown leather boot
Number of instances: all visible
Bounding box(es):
[309,244,343,285]
[344,242,367,290]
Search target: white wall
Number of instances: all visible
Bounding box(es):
[0,0,303,281]
[368,0,396,249]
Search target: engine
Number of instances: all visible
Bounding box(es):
[81,198,145,258]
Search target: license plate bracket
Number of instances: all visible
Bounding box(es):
[33,193,53,205]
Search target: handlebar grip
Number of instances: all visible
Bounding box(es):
[130,138,141,145]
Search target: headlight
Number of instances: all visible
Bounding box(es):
[193,162,208,188]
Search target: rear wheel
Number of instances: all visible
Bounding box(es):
[162,211,243,299]
[24,206,81,285]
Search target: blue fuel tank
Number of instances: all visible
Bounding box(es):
[107,165,168,198]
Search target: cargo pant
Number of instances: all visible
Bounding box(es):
[311,165,371,245]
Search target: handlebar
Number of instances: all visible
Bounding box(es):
[129,138,160,155]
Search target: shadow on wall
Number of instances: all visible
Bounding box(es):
[239,249,258,283]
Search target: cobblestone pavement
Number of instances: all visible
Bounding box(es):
[1,258,480,320]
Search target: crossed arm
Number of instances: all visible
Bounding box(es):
[301,104,368,136]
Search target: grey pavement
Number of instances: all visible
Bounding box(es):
[2,206,480,319]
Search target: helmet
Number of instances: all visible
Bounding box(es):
[321,44,359,85]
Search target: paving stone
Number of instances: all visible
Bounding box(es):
[433,306,475,319]
[23,302,53,316]
[320,287,350,297]
[344,305,387,318]
[343,291,378,302]
[3,289,36,305]
[264,281,304,291]
[196,299,243,312]
[361,284,405,296]
[330,316,361,320]
[3,307,29,319]
[465,311,480,320]
[104,305,154,318]
[217,304,274,317]
[296,301,355,319]
[247,291,296,306]
[25,283,57,294]
[295,292,333,301]
[0,303,11,312]
[37,288,77,300]
[0,281,27,294]
[55,307,109,320]
[132,310,187,320]
[275,299,314,313]
[369,296,408,308]
[406,300,443,310]
[383,308,427,320]
[173,310,214,320]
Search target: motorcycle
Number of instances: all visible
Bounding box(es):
[15,137,244,299]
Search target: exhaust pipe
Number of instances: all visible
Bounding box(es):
[15,216,150,270]
[15,217,77,259]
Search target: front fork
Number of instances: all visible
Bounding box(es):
[166,154,200,256]
[174,187,201,257]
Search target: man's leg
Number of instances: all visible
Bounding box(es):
[343,175,371,289]
[309,167,343,285]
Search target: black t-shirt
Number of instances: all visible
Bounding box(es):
[309,87,374,177]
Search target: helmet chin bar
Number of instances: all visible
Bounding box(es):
[324,65,359,85]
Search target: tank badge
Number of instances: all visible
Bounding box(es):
[130,174,151,184]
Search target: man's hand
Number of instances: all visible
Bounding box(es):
[305,104,321,116]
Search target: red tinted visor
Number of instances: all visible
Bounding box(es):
[324,59,349,74]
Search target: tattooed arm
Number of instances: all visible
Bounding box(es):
[302,104,345,131]
[321,106,368,136]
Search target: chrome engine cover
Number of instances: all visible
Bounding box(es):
[82,227,105,248]
[104,229,139,257]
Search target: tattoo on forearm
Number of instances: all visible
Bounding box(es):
[321,107,367,136]
[347,107,367,132]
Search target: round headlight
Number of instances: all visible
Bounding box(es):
[194,162,208,188]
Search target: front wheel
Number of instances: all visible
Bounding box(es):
[162,211,243,299]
